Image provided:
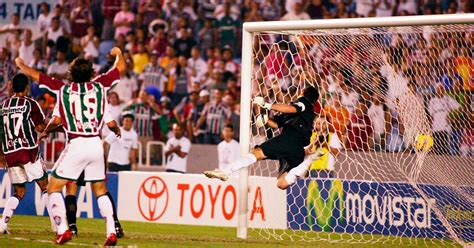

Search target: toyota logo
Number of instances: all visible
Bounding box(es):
[138,176,169,221]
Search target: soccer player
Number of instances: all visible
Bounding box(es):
[204,86,324,189]
[0,73,50,234]
[15,47,126,245]
[42,104,125,238]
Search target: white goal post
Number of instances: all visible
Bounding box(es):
[237,14,474,240]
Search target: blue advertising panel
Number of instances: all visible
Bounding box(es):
[287,178,473,242]
[0,170,119,219]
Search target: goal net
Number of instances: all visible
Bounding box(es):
[240,15,474,246]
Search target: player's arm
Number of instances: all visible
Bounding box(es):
[106,120,121,138]
[38,116,62,142]
[110,47,126,75]
[130,148,138,170]
[253,96,299,114]
[15,58,41,82]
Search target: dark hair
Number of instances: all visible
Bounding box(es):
[52,16,60,22]
[69,58,94,83]
[12,73,29,93]
[122,113,135,121]
[303,86,319,104]
[224,124,234,130]
[12,13,20,18]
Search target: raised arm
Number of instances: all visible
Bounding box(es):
[109,47,126,75]
[253,96,298,114]
[15,58,41,82]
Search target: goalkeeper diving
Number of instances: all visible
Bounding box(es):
[204,86,324,190]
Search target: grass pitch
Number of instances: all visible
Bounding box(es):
[0,215,456,247]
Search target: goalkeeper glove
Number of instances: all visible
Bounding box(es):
[253,96,273,110]
[255,114,268,128]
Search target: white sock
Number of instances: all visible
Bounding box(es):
[43,190,57,232]
[49,192,68,235]
[98,195,116,236]
[226,154,257,174]
[284,156,314,185]
[1,196,20,227]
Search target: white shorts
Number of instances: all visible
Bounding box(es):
[8,158,47,185]
[53,137,105,182]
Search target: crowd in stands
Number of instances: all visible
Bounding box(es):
[0,0,473,172]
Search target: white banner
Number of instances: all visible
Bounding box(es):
[117,172,287,229]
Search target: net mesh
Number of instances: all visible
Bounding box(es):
[247,24,473,246]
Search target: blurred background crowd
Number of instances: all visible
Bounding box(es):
[0,0,473,165]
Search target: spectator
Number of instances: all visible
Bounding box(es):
[217,125,240,171]
[346,102,374,151]
[104,113,139,171]
[375,0,396,17]
[308,116,342,178]
[187,46,208,85]
[243,1,263,22]
[51,4,72,36]
[18,29,35,66]
[396,0,418,15]
[157,96,179,140]
[189,89,210,143]
[0,14,21,46]
[324,94,350,140]
[367,94,389,151]
[113,1,135,39]
[164,123,192,173]
[197,20,215,56]
[0,48,16,100]
[356,0,376,17]
[125,90,161,145]
[340,83,359,115]
[281,2,311,20]
[159,46,178,75]
[170,56,193,106]
[215,3,239,50]
[132,42,150,74]
[44,16,65,48]
[261,0,282,21]
[173,28,197,58]
[101,0,121,40]
[38,2,52,35]
[70,0,93,40]
[222,47,239,76]
[196,89,231,144]
[214,0,241,20]
[125,31,138,54]
[307,0,325,19]
[428,84,461,154]
[139,51,167,92]
[80,25,100,59]
[148,28,168,57]
[47,51,68,80]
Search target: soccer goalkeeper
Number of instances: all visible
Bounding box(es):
[204,86,323,189]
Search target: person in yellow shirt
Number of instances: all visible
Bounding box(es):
[132,42,149,74]
[307,116,342,178]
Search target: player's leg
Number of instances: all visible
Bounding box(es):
[0,184,25,234]
[105,191,124,238]
[277,150,325,190]
[48,139,87,244]
[65,181,78,236]
[84,137,117,246]
[204,148,264,181]
[26,158,55,232]
[91,181,117,245]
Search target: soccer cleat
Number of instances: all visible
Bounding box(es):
[104,233,117,246]
[115,221,124,238]
[55,230,72,245]
[203,169,229,181]
[69,224,78,236]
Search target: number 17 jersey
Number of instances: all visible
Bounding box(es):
[0,96,45,167]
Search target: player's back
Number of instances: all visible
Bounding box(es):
[1,96,45,166]
[57,82,107,139]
